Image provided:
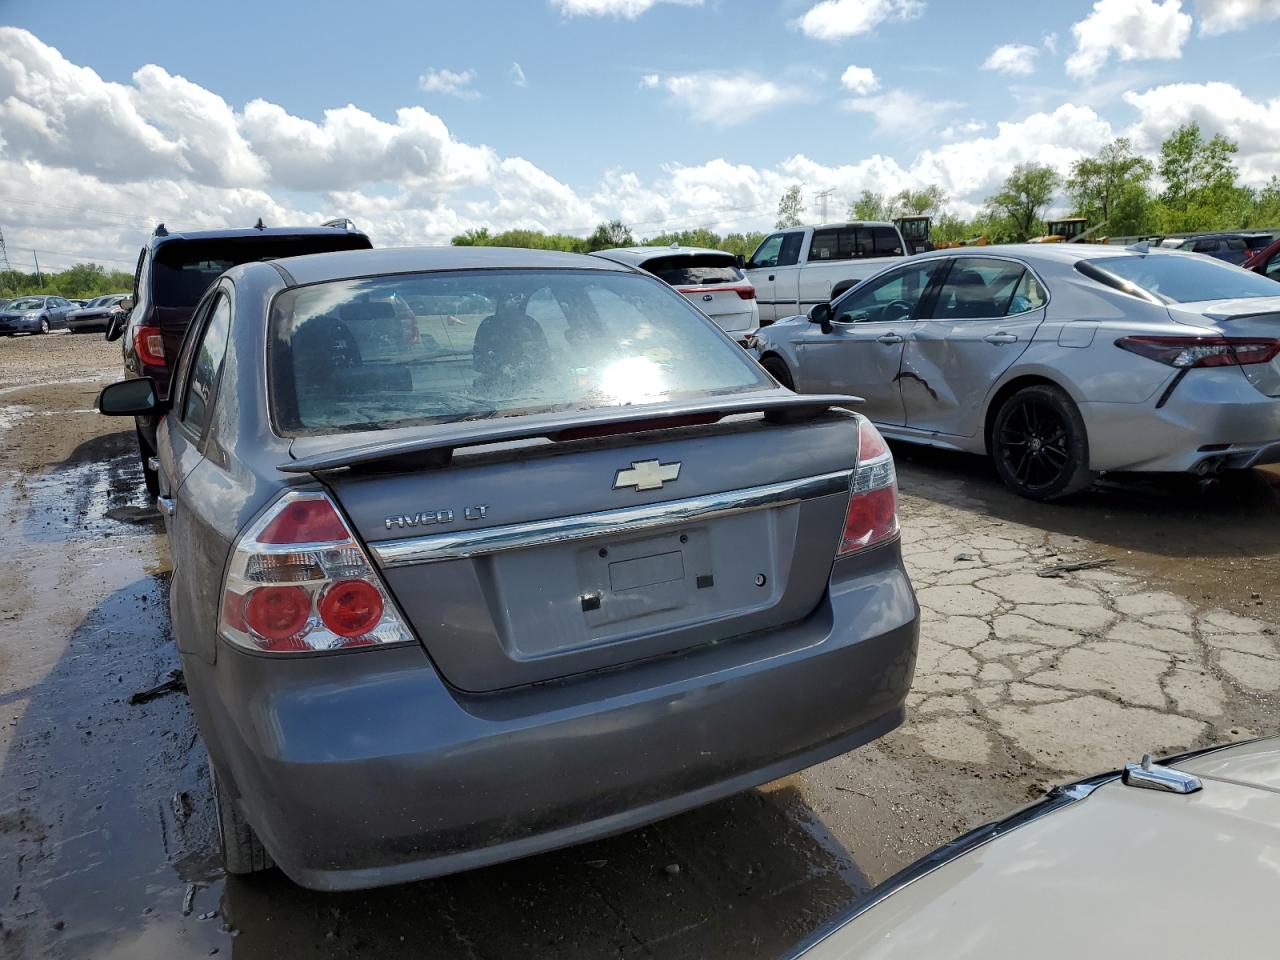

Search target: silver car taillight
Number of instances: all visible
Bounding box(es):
[838,418,899,555]
[218,490,414,654]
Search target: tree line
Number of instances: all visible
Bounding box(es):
[1,262,133,299]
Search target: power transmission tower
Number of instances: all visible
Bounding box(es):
[0,227,11,293]
[814,189,835,222]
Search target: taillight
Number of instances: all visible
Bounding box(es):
[838,419,899,556]
[735,285,756,301]
[134,325,167,367]
[219,490,414,654]
[676,285,756,301]
[1116,336,1280,368]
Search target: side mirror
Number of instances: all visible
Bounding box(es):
[97,378,164,416]
[808,302,833,333]
[104,313,124,342]
[735,254,745,269]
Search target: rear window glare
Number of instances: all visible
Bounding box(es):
[641,254,742,287]
[268,269,771,436]
[1077,254,1280,304]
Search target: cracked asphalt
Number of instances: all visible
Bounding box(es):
[0,333,1276,958]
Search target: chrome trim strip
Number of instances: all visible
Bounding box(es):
[371,469,853,569]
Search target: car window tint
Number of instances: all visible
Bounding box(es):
[1226,238,1246,251]
[931,258,1029,320]
[832,261,948,324]
[777,232,804,267]
[808,229,856,262]
[1085,254,1280,303]
[748,234,784,269]
[1193,239,1218,253]
[182,295,232,434]
[268,269,771,436]
[1266,253,1280,280]
[642,254,741,286]
[866,226,905,257]
[1006,270,1047,315]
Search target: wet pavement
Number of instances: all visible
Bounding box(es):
[0,332,1276,958]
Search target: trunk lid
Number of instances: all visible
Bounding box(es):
[1169,297,1280,396]
[676,286,756,332]
[300,404,861,692]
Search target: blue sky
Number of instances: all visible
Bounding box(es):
[1,0,1279,268]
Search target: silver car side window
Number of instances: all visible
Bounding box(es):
[929,258,1035,321]
[832,261,947,325]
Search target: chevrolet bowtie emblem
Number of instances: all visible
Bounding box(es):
[613,459,682,492]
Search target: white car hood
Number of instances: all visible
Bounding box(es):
[801,741,1280,959]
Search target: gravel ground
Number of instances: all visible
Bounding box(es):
[0,329,1276,958]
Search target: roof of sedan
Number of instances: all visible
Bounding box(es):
[266,245,633,286]
[916,243,1197,264]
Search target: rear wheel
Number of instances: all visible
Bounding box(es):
[136,426,160,500]
[211,762,274,875]
[760,355,795,390]
[991,384,1092,500]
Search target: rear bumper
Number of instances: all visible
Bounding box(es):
[1080,368,1280,473]
[66,315,108,330]
[191,554,918,891]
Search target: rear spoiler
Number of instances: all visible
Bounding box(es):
[280,392,863,474]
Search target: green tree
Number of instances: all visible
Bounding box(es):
[1065,138,1154,235]
[585,219,634,252]
[891,184,948,217]
[1251,176,1280,227]
[849,190,890,221]
[720,231,766,260]
[1156,122,1248,230]
[776,184,804,229]
[984,163,1059,241]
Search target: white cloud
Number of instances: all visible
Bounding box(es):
[840,65,880,94]
[982,43,1039,76]
[1066,0,1192,79]
[793,0,924,41]
[418,67,479,99]
[1042,31,1059,54]
[550,0,701,18]
[939,119,987,138]
[1195,0,1280,33]
[642,71,807,125]
[843,89,962,138]
[510,62,528,87]
[1123,81,1280,183]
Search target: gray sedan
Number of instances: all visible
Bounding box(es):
[0,295,76,335]
[750,245,1280,499]
[96,247,918,890]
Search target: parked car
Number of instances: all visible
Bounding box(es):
[108,220,373,496]
[95,246,918,891]
[1176,232,1253,265]
[744,222,908,325]
[591,246,760,342]
[0,298,9,310]
[0,295,75,335]
[67,294,130,333]
[750,244,1280,500]
[787,738,1278,959]
[1244,235,1280,282]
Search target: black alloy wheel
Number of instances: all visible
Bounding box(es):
[992,384,1091,501]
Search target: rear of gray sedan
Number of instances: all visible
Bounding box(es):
[99,248,917,890]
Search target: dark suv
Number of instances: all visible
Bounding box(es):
[109,220,372,494]
[1176,233,1255,265]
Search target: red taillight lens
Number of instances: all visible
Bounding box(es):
[1116,336,1280,368]
[134,325,166,367]
[319,579,384,638]
[735,285,756,301]
[257,498,349,544]
[838,419,899,556]
[218,491,413,654]
[244,586,311,645]
[676,285,756,301]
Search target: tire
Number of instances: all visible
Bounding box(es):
[136,426,161,500]
[830,280,857,300]
[211,762,274,875]
[990,384,1092,501]
[38,316,50,335]
[760,355,795,390]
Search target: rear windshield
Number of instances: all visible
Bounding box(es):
[1082,254,1280,304]
[1245,235,1274,249]
[152,235,370,309]
[268,269,770,435]
[641,254,742,287]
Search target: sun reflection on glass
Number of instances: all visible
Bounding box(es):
[597,357,668,404]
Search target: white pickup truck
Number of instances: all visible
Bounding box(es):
[744,221,909,324]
